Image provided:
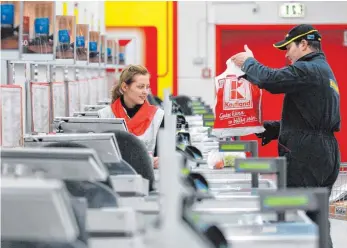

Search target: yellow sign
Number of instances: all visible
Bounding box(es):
[104,1,174,98]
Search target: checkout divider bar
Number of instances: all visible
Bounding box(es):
[234,157,287,221]
[259,188,329,248]
[219,141,259,187]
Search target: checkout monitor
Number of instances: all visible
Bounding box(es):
[53,117,128,133]
[1,147,109,181]
[73,111,100,118]
[84,105,107,111]
[1,177,79,243]
[24,133,137,175]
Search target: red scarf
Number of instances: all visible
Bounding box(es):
[111,98,157,136]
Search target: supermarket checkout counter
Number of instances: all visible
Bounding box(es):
[1,177,85,248]
[1,148,146,248]
[23,133,149,196]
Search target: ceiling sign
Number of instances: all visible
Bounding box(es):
[279,3,305,18]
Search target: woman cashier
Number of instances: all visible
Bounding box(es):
[98,65,164,168]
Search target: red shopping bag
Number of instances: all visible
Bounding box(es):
[212,60,264,137]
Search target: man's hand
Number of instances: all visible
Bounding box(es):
[231,45,254,68]
[255,121,280,146]
[153,157,159,169]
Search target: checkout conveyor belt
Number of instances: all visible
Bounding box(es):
[135,157,288,225]
[1,108,332,248]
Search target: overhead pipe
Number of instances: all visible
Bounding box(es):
[211,1,260,13]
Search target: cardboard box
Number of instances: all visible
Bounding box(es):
[329,201,347,221]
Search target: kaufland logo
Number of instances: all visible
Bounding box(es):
[223,76,253,110]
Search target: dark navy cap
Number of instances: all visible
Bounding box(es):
[274,24,322,50]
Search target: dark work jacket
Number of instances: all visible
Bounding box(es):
[242,52,340,133]
[241,52,341,188]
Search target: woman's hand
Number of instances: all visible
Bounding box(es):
[153,157,159,169]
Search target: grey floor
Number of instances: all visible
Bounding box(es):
[331,219,347,248]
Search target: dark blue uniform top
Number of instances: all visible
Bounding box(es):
[241,52,341,198]
[241,52,340,134]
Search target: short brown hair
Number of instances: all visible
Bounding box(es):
[111,65,149,102]
[294,39,322,52]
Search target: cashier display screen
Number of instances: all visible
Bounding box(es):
[181,168,190,175]
[203,114,214,120]
[204,121,214,127]
[264,196,309,207]
[192,101,202,106]
[220,144,245,151]
[194,109,208,114]
[239,163,270,171]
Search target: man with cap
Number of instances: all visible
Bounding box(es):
[231,24,340,248]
